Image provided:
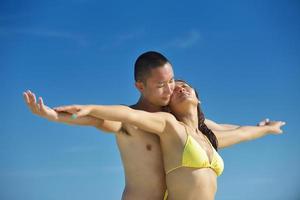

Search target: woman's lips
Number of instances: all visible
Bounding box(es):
[178,92,190,97]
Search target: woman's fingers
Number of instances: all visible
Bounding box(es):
[71,108,89,119]
[53,105,79,114]
[53,106,68,111]
[75,109,87,118]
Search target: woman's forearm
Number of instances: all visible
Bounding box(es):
[89,105,133,123]
[215,125,271,148]
[219,123,240,130]
[87,105,168,135]
[238,125,270,141]
[53,112,102,127]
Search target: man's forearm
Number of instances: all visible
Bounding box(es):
[51,112,101,127]
[52,105,123,133]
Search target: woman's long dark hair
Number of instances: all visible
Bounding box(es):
[176,80,219,151]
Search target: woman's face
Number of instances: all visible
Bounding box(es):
[168,81,199,113]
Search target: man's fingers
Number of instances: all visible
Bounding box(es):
[31,92,37,104]
[24,91,36,111]
[27,91,36,104]
[26,91,33,104]
[38,97,46,112]
[258,118,270,126]
[258,121,264,126]
[23,92,36,113]
[27,90,41,113]
[23,92,30,104]
[258,118,267,126]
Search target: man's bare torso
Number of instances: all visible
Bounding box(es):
[116,121,166,200]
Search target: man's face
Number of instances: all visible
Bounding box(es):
[139,63,175,106]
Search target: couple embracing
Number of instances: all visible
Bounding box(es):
[24,51,285,200]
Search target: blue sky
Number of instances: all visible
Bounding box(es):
[1,0,300,199]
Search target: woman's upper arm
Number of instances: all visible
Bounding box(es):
[205,119,225,131]
[214,129,244,148]
[127,110,175,136]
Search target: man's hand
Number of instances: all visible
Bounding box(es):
[23,90,58,121]
[257,118,270,126]
[23,90,122,133]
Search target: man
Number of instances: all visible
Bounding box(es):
[24,51,265,199]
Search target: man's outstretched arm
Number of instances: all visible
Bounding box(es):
[23,90,122,133]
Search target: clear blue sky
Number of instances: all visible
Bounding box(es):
[1,0,299,199]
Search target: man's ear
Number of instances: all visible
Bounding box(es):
[135,81,145,93]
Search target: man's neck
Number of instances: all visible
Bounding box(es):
[131,96,162,112]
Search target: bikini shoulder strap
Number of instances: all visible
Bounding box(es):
[178,121,189,136]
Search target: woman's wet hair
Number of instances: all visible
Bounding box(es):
[175,79,219,151]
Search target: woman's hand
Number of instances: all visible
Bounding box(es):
[264,120,286,134]
[53,105,92,119]
[23,90,58,121]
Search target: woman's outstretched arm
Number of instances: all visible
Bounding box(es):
[204,118,270,131]
[214,120,286,148]
[205,119,240,131]
[23,90,122,133]
[54,104,177,136]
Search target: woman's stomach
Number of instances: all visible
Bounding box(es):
[166,167,218,200]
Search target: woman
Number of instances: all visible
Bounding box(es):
[53,80,285,200]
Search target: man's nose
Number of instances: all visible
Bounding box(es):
[164,84,173,94]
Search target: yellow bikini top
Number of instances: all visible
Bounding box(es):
[166,123,224,176]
